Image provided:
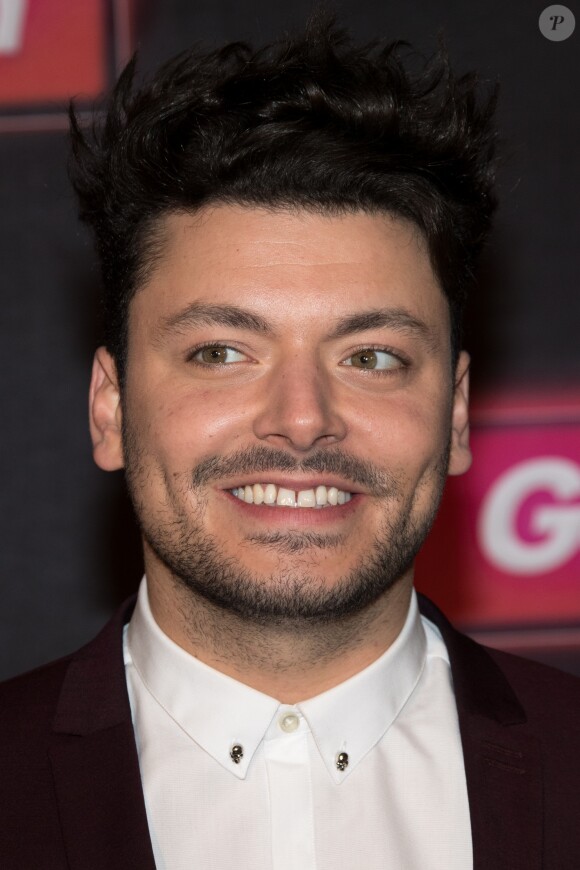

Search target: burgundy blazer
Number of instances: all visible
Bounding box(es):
[1,594,580,869]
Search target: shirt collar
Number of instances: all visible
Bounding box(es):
[126,578,427,784]
[299,591,426,782]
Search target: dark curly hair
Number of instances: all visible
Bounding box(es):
[69,15,498,385]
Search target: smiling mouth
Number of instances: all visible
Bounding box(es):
[229,483,353,508]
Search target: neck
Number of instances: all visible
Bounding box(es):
[146,568,413,703]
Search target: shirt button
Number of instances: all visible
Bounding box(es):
[279,712,300,733]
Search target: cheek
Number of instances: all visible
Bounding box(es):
[139,387,252,467]
[356,390,451,469]
[194,392,252,445]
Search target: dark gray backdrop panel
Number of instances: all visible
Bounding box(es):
[1,0,578,679]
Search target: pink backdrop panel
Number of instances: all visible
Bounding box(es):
[416,392,580,627]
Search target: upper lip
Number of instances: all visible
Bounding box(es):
[219,475,365,494]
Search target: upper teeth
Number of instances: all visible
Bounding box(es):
[230,483,352,508]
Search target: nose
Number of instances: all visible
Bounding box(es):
[252,354,347,452]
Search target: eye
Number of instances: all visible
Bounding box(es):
[190,345,247,365]
[342,348,403,371]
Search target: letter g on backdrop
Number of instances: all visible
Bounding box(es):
[479,457,580,575]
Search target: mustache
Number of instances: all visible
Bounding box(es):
[191,445,398,497]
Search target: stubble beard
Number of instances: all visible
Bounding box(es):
[123,430,450,630]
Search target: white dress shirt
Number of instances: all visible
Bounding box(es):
[124,579,472,869]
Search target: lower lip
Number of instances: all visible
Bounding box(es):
[222,490,362,525]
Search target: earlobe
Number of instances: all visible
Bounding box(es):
[448,350,472,477]
[89,347,124,471]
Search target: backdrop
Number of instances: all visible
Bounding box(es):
[1,0,578,680]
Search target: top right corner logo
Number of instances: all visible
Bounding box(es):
[539,5,576,41]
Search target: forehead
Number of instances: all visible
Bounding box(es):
[132,204,448,333]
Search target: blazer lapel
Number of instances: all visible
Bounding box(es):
[419,596,543,870]
[459,715,542,870]
[49,599,156,870]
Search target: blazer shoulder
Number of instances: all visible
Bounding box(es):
[0,595,136,740]
[0,597,143,869]
[485,644,580,721]
[0,654,74,736]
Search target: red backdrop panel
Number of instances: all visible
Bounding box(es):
[0,0,106,105]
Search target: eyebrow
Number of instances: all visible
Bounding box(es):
[157,303,274,339]
[157,302,436,346]
[327,308,435,344]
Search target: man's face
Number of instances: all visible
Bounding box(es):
[91,205,470,624]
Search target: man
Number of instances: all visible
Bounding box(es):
[1,16,579,870]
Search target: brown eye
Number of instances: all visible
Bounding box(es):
[192,345,247,365]
[351,349,378,369]
[342,348,401,371]
[201,346,227,364]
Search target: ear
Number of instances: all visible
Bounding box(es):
[89,347,124,471]
[448,350,472,477]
